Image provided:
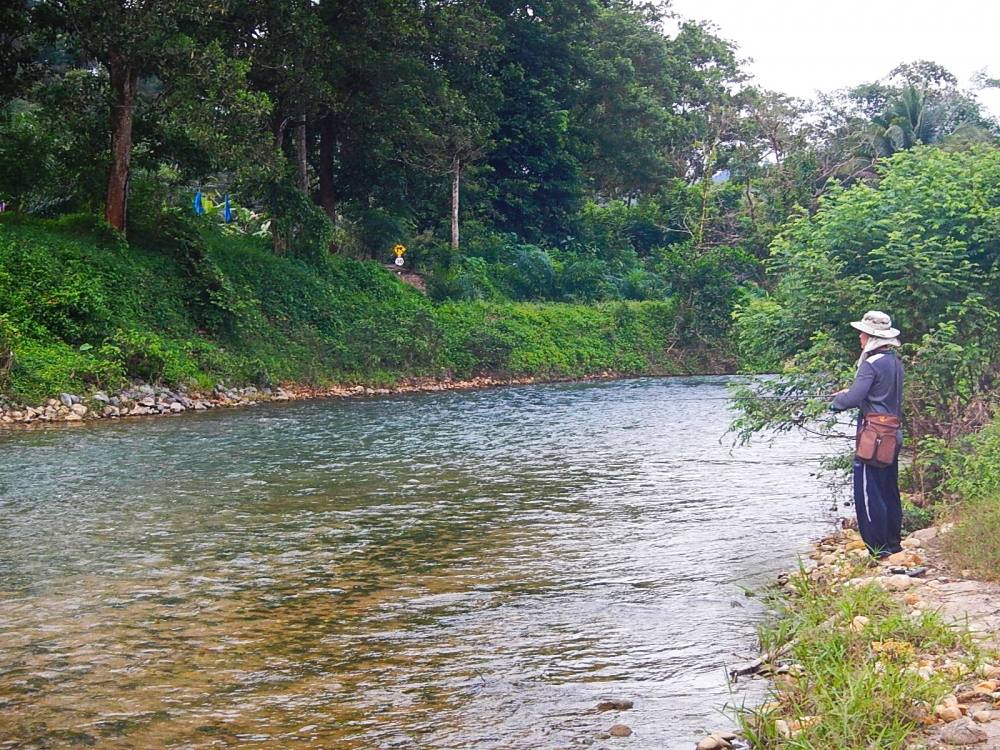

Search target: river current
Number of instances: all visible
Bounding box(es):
[0,377,839,749]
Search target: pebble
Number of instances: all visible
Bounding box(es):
[850,615,870,632]
[608,724,632,737]
[973,710,993,723]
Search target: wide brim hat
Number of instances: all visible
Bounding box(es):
[850,310,900,339]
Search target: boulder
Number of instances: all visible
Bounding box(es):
[608,724,632,737]
[169,402,185,413]
[70,404,87,417]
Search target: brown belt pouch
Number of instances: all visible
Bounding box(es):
[855,413,900,468]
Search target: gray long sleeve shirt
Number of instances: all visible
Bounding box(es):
[830,349,904,442]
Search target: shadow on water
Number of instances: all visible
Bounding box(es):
[0,377,840,749]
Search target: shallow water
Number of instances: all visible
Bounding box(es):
[0,377,838,749]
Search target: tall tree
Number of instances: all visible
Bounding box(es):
[33,0,209,230]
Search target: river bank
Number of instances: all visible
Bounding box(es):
[0,367,735,427]
[730,523,1000,750]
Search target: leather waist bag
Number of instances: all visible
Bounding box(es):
[856,413,900,468]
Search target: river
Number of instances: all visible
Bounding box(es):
[0,377,839,749]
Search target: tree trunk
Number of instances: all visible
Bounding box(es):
[295,115,308,193]
[318,113,337,221]
[105,50,138,232]
[450,156,460,251]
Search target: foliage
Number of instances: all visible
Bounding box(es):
[0,219,722,404]
[928,417,1000,580]
[731,147,1000,484]
[740,570,975,750]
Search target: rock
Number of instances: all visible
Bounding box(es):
[936,704,963,722]
[850,615,870,632]
[102,405,120,418]
[939,717,988,745]
[911,527,939,543]
[138,384,155,395]
[886,550,923,567]
[63,413,83,422]
[884,574,917,591]
[973,710,993,723]
[139,396,155,407]
[608,724,632,737]
[169,402,185,413]
[70,403,87,417]
[696,737,726,750]
[845,539,867,551]
[92,391,110,403]
[596,699,634,711]
[774,720,791,739]
[821,554,838,566]
[901,537,922,549]
[978,664,1000,679]
[974,680,999,694]
[59,392,77,407]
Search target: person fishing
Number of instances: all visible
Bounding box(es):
[830,311,904,558]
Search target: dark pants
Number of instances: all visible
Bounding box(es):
[853,458,902,556]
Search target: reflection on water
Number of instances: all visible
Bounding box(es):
[0,377,837,749]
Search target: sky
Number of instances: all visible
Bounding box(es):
[668,0,1000,118]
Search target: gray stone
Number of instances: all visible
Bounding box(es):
[102,405,120,418]
[69,404,87,417]
[169,402,184,413]
[138,384,155,395]
[92,391,110,403]
[59,393,75,407]
[939,718,988,745]
[139,397,155,408]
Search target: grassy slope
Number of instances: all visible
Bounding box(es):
[0,215,728,404]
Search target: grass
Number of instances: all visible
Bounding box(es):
[0,213,729,404]
[739,564,979,749]
[936,419,1000,581]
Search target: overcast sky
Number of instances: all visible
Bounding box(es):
[668,0,1000,118]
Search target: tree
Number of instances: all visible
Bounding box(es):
[31,1,213,230]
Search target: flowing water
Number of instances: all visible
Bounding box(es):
[0,377,840,749]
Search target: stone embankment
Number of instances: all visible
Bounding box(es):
[0,373,629,427]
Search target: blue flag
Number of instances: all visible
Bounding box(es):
[193,191,204,215]
[223,194,233,223]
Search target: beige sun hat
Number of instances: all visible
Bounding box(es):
[850,310,900,339]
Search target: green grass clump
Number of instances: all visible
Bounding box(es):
[0,214,727,404]
[741,571,975,749]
